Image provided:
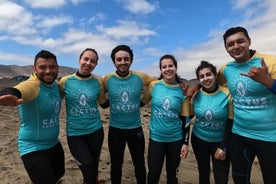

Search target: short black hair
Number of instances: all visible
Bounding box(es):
[223,26,250,46]
[111,45,134,62]
[34,50,57,65]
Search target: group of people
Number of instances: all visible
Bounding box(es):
[0,26,276,184]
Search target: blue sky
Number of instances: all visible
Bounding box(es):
[0,0,276,79]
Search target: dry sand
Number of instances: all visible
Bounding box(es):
[0,102,263,184]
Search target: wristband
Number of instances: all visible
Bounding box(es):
[268,79,276,94]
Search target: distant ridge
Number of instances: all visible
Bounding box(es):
[0,64,77,79]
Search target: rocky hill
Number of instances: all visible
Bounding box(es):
[0,64,77,89]
[0,64,77,79]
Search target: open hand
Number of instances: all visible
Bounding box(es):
[0,94,23,106]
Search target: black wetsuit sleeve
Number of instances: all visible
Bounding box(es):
[140,101,146,107]
[180,115,190,145]
[219,118,233,152]
[0,87,22,98]
[99,100,109,109]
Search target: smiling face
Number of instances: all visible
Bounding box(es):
[114,50,132,76]
[198,67,217,92]
[225,31,251,63]
[33,58,59,84]
[78,50,98,75]
[160,58,177,83]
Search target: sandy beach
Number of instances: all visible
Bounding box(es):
[0,99,263,184]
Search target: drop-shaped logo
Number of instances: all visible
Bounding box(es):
[79,94,87,106]
[163,98,170,110]
[121,91,129,103]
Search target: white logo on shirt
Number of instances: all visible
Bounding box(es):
[70,89,97,116]
[197,104,224,130]
[230,76,268,108]
[163,98,171,110]
[111,86,139,113]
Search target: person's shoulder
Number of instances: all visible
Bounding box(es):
[16,74,39,87]
[131,70,156,81]
[104,72,116,78]
[150,79,159,86]
[254,51,276,62]
[59,74,74,82]
[254,51,276,58]
[131,70,149,76]
[91,74,103,83]
[218,85,229,92]
[14,74,41,99]
[91,73,101,79]
[218,85,231,97]
[102,72,116,83]
[145,80,159,92]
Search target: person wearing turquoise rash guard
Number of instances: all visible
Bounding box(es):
[0,50,65,184]
[102,45,156,184]
[59,48,109,184]
[217,26,276,184]
[191,61,233,184]
[141,54,190,184]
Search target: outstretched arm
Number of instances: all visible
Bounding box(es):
[0,88,23,106]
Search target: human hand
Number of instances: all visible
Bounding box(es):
[0,94,23,106]
[214,148,226,160]
[186,85,199,99]
[240,58,274,88]
[180,144,189,159]
[180,82,188,95]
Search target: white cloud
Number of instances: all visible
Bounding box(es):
[116,0,158,14]
[1,0,276,77]
[24,0,66,8]
[36,16,73,29]
[175,0,276,79]
[232,0,253,9]
[70,0,99,5]
[57,29,117,56]
[96,20,156,41]
[87,13,106,23]
[143,47,164,57]
[0,52,33,65]
[0,2,36,35]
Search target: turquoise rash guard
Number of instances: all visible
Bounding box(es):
[191,86,233,143]
[15,74,61,156]
[141,80,190,142]
[59,73,107,136]
[103,70,156,129]
[217,52,276,141]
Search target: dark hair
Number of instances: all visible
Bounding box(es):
[195,60,217,80]
[111,45,134,62]
[158,54,181,83]
[223,26,250,46]
[34,50,57,66]
[79,48,99,61]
